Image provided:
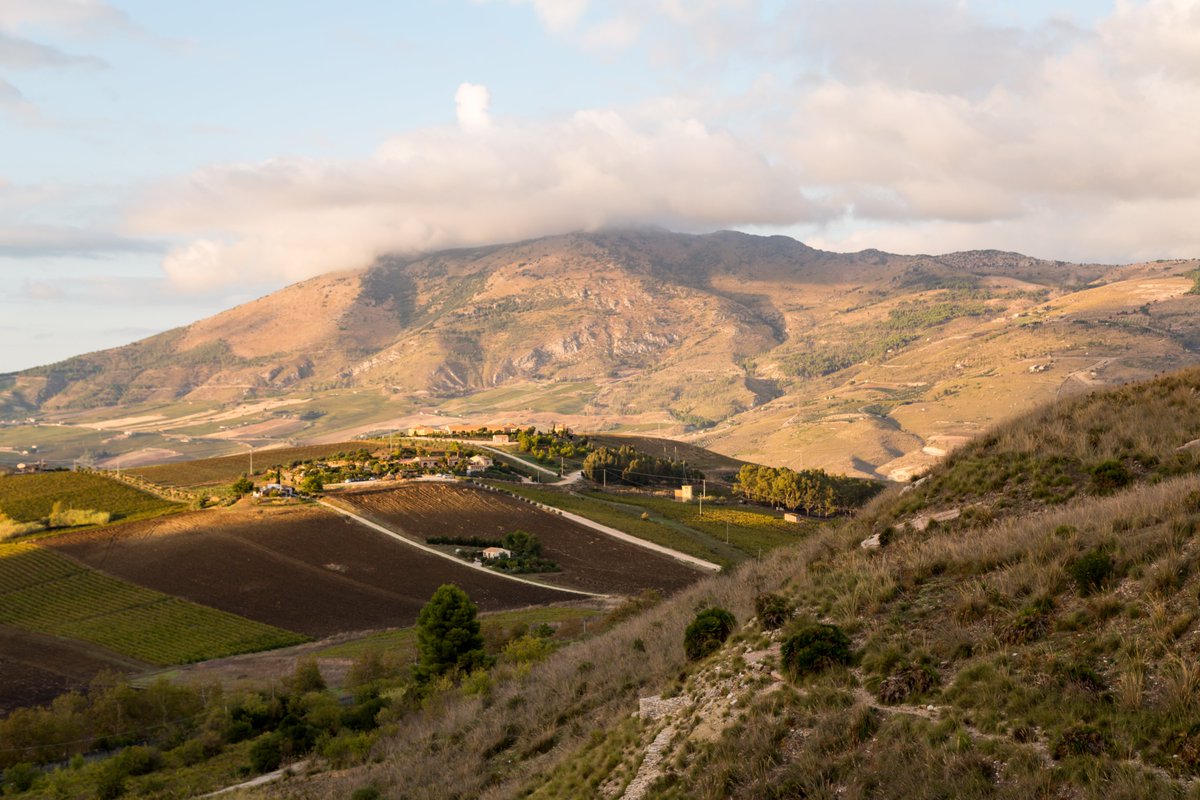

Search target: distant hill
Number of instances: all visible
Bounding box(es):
[3,229,1199,477]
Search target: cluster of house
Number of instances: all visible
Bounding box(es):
[395,453,494,475]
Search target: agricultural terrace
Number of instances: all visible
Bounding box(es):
[0,470,181,524]
[47,503,576,638]
[334,483,705,595]
[0,542,305,666]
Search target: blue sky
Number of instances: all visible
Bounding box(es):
[2,0,1197,372]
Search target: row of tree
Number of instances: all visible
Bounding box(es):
[733,464,881,516]
[582,446,703,487]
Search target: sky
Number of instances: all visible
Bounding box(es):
[1,0,1199,372]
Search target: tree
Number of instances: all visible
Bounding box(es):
[299,473,324,494]
[229,476,254,497]
[415,584,492,681]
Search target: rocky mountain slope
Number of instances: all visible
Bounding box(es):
[3,229,1199,477]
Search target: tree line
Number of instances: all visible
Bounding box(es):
[734,464,881,516]
[582,446,703,487]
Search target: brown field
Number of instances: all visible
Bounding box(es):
[0,624,147,713]
[46,503,573,638]
[334,483,704,595]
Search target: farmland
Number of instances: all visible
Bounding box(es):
[0,624,149,714]
[127,441,374,488]
[47,503,576,638]
[579,491,811,557]
[0,542,306,667]
[334,482,705,596]
[585,433,749,483]
[0,470,181,524]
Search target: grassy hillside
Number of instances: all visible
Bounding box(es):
[252,366,1200,799]
[0,471,181,525]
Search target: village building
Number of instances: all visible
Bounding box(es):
[481,547,512,560]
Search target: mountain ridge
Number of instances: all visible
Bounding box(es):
[3,229,1198,479]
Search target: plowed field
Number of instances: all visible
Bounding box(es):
[336,483,704,595]
[0,624,148,714]
[47,504,574,638]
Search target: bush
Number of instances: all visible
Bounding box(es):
[877,664,939,704]
[753,592,791,630]
[351,788,381,800]
[291,658,326,693]
[249,734,283,773]
[1052,724,1111,759]
[781,623,851,678]
[2,762,39,793]
[229,476,254,497]
[116,745,162,776]
[684,607,736,661]
[1089,460,1131,493]
[1068,549,1115,596]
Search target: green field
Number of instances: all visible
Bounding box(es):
[491,483,744,567]
[580,491,810,556]
[0,543,308,664]
[129,442,375,488]
[0,470,182,524]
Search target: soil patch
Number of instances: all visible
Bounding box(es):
[336,483,704,595]
[46,504,573,638]
[0,624,148,713]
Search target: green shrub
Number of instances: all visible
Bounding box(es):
[781,623,851,678]
[753,592,791,630]
[1089,460,1131,493]
[1052,724,1111,759]
[683,607,736,661]
[351,787,381,800]
[1068,549,1115,596]
[2,762,39,793]
[249,734,283,773]
[116,745,162,776]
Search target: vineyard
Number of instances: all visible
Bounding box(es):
[336,483,704,595]
[47,503,574,637]
[0,543,307,665]
[127,441,373,488]
[0,471,181,524]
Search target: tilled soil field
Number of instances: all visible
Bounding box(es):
[47,504,574,638]
[336,482,704,595]
[0,624,148,713]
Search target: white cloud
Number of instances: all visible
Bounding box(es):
[455,82,491,131]
[131,92,816,290]
[130,0,1200,290]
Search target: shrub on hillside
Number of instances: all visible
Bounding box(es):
[1052,724,1111,759]
[1089,460,1131,493]
[781,623,851,679]
[1,762,39,793]
[753,592,792,630]
[1067,549,1115,596]
[877,664,939,704]
[683,607,736,661]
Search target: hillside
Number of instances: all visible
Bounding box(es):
[2,230,1199,478]
[248,366,1200,799]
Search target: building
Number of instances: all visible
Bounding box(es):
[491,434,511,444]
[674,484,695,502]
[481,547,512,560]
[254,483,296,498]
[783,512,801,523]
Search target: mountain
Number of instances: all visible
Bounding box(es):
[3,229,1199,477]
